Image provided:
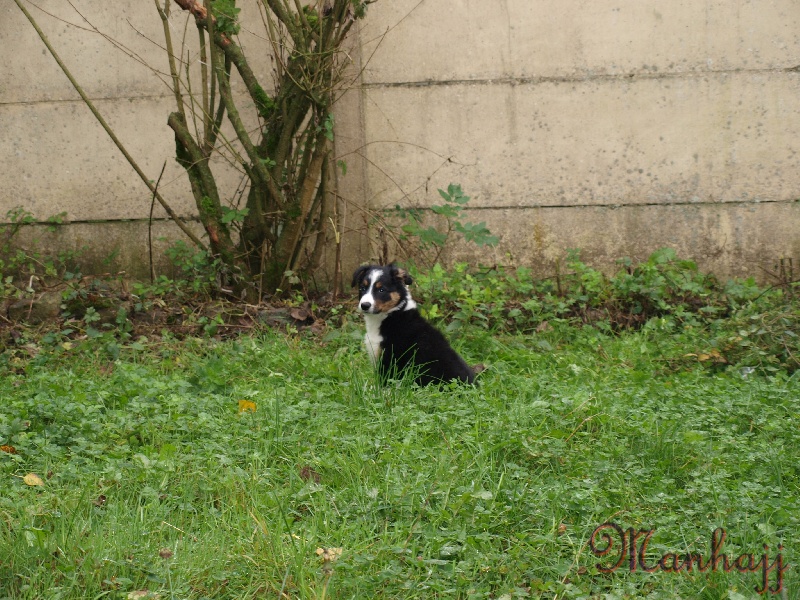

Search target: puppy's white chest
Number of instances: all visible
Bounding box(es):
[363,314,386,364]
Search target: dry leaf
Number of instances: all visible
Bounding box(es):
[238,399,257,413]
[23,473,45,487]
[290,307,310,321]
[99,363,115,376]
[697,349,726,363]
[299,465,321,483]
[0,445,17,454]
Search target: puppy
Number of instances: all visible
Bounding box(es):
[352,263,475,386]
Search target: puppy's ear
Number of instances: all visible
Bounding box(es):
[351,266,368,288]
[390,264,413,286]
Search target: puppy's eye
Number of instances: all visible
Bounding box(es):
[359,286,367,293]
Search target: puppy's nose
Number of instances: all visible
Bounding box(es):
[360,301,372,312]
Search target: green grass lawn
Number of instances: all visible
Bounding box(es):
[1,324,798,599]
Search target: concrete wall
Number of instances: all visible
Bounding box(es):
[1,1,267,277]
[344,0,800,279]
[2,1,799,282]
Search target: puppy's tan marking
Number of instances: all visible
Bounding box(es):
[373,290,401,312]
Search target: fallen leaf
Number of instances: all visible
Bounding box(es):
[23,473,45,487]
[238,399,257,413]
[99,363,115,376]
[1,445,17,454]
[290,307,310,321]
[299,465,321,483]
[697,349,727,363]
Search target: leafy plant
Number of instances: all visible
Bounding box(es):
[609,247,718,321]
[0,207,84,303]
[389,184,498,268]
[709,285,800,373]
[407,249,799,374]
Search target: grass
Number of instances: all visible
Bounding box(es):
[0,322,798,599]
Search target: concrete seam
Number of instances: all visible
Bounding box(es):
[360,67,800,89]
[382,198,800,211]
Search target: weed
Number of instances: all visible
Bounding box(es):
[407,250,799,374]
[383,184,498,268]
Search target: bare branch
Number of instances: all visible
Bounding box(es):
[155,0,186,120]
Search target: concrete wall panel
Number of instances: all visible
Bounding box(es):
[361,72,800,209]
[1,1,273,103]
[361,0,800,83]
[12,219,207,280]
[436,202,800,281]
[2,94,253,221]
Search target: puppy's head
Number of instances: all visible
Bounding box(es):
[352,263,412,315]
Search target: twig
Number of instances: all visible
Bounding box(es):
[30,0,173,87]
[154,0,186,120]
[161,520,198,542]
[149,161,168,283]
[563,414,605,444]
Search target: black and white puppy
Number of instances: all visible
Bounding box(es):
[352,263,475,386]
